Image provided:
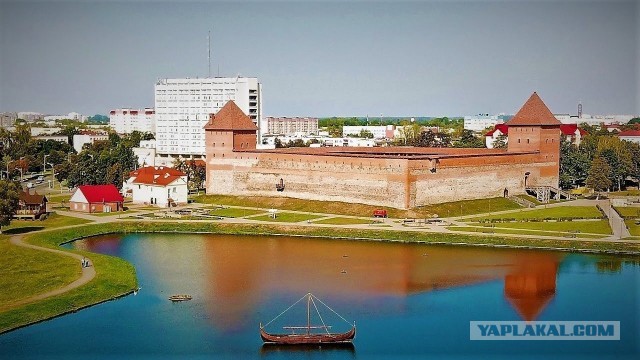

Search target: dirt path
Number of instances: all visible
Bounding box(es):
[3,234,96,311]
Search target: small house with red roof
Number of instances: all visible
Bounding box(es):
[123,166,188,207]
[69,184,124,213]
[484,123,509,148]
[618,129,640,144]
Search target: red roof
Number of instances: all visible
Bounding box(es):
[129,166,186,186]
[203,101,258,131]
[618,129,640,137]
[78,184,123,203]
[559,124,587,136]
[508,92,561,126]
[19,189,47,205]
[485,124,509,136]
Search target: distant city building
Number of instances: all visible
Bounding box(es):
[17,112,44,122]
[342,125,395,139]
[154,77,262,160]
[0,112,17,128]
[133,140,157,167]
[554,114,636,125]
[73,131,109,153]
[30,127,62,136]
[34,135,68,144]
[266,117,318,136]
[463,113,507,132]
[109,108,155,134]
[44,112,88,122]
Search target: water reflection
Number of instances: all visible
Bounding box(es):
[260,343,356,358]
[81,234,566,328]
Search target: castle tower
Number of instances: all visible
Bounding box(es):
[203,101,258,192]
[507,92,561,187]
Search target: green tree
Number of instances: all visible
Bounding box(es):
[628,117,640,124]
[453,129,485,148]
[0,180,21,233]
[358,129,374,139]
[492,134,508,149]
[586,156,612,194]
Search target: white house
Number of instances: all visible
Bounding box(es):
[123,166,188,207]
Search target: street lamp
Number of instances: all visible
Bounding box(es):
[43,154,49,175]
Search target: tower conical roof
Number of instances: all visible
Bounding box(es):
[203,101,258,131]
[508,92,561,126]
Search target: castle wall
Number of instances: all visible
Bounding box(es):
[205,149,559,209]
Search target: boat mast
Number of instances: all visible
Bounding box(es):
[307,294,311,335]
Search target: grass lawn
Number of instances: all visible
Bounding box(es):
[614,207,640,219]
[1,213,92,235]
[312,217,376,225]
[413,197,522,218]
[208,207,266,218]
[247,212,324,223]
[609,190,640,196]
[515,194,542,205]
[447,226,605,239]
[0,226,138,333]
[0,238,79,311]
[475,220,612,235]
[45,193,72,202]
[465,206,604,222]
[192,194,521,218]
[626,220,640,236]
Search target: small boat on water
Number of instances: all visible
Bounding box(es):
[260,293,356,345]
[168,294,192,302]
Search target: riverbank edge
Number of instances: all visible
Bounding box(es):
[2,220,639,334]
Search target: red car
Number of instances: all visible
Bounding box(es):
[373,209,388,218]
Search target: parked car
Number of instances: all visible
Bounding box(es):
[27,182,34,188]
[36,176,44,184]
[373,209,388,218]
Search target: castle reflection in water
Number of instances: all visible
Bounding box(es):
[80,234,563,328]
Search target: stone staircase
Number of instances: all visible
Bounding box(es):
[526,186,575,203]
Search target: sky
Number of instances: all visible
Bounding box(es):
[0,0,638,117]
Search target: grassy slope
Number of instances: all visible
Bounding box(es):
[476,220,612,235]
[614,206,640,219]
[626,220,640,236]
[312,217,376,225]
[0,239,79,309]
[248,212,324,223]
[0,227,137,333]
[447,226,605,239]
[192,194,521,218]
[465,206,603,221]
[1,213,91,234]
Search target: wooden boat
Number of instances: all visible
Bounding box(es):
[260,293,356,345]
[168,294,192,302]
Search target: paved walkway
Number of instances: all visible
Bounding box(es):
[3,233,96,311]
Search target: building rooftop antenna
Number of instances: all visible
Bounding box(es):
[578,99,582,118]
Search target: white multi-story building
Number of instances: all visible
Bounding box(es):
[554,114,637,125]
[44,112,88,122]
[109,108,155,134]
[463,114,506,132]
[266,117,318,136]
[73,132,109,153]
[342,125,395,139]
[154,77,262,159]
